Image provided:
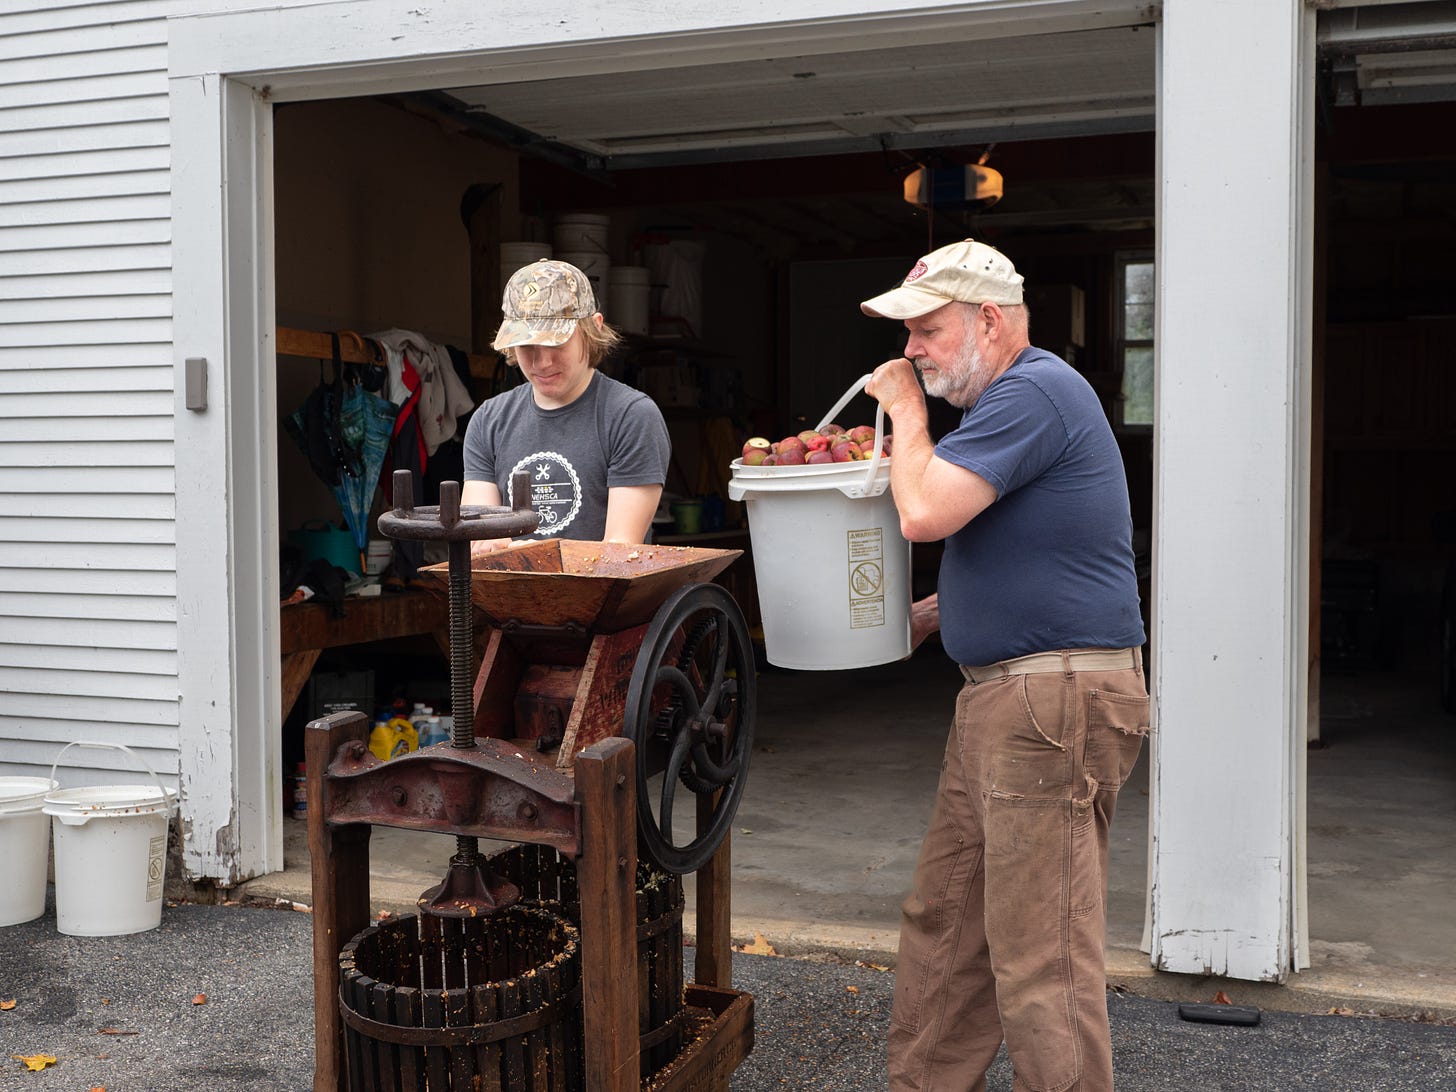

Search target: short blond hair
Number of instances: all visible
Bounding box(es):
[501,313,622,370]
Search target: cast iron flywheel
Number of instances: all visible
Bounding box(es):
[622,582,756,874]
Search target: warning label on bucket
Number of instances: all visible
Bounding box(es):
[847,529,886,628]
[147,835,165,902]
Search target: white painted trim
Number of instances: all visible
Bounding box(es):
[168,0,1160,99]
[1150,0,1313,983]
[1289,0,1316,975]
[171,68,281,882]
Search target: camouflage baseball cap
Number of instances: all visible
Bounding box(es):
[492,259,598,351]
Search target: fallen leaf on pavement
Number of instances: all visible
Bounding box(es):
[855,960,890,973]
[846,985,859,994]
[0,999,15,1011]
[97,1028,137,1036]
[1212,990,1233,1005]
[11,1054,57,1071]
[191,994,207,1006]
[735,932,778,956]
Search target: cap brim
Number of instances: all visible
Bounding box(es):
[492,316,580,351]
[860,283,955,320]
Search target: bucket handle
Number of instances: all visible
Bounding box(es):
[49,741,175,813]
[813,374,885,499]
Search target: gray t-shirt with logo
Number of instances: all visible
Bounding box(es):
[462,372,670,540]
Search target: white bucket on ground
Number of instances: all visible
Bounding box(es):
[0,776,58,926]
[556,250,610,306]
[43,742,177,937]
[552,212,610,256]
[728,376,911,670]
[499,242,552,296]
[606,266,651,335]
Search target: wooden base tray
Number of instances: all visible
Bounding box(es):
[643,984,754,1092]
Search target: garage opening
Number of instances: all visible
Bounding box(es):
[259,12,1451,981]
[1308,37,1456,973]
[265,21,1163,958]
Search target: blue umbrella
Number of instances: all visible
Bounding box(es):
[332,381,398,574]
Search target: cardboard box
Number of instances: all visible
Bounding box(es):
[308,669,375,721]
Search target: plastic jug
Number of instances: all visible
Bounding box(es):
[368,718,419,761]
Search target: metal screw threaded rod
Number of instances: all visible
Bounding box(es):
[375,468,538,914]
[439,481,479,867]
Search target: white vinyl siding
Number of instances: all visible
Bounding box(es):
[0,1,178,788]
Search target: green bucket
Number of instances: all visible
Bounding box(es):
[289,520,360,575]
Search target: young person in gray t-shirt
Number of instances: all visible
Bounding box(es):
[461,259,669,552]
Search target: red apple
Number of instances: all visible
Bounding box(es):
[742,436,772,458]
[777,436,808,459]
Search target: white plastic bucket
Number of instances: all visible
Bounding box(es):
[556,250,610,306]
[0,776,58,926]
[43,742,177,937]
[729,376,911,670]
[552,212,610,256]
[606,266,651,335]
[500,242,552,296]
[365,538,392,575]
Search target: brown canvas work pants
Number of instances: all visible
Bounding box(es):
[889,648,1151,1092]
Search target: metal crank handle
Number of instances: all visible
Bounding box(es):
[376,470,540,542]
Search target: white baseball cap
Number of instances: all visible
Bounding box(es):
[861,239,1024,319]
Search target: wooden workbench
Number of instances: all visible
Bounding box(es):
[279,590,454,721]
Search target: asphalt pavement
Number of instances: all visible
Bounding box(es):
[2,899,1455,1091]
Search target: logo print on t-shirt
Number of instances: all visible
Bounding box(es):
[507,451,582,536]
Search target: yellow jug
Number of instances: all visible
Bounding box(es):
[368,717,419,762]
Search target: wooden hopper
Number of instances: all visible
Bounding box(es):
[420,539,738,632]
[416,539,742,767]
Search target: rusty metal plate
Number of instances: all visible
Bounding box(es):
[324,737,580,854]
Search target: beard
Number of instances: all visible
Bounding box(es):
[918,336,995,409]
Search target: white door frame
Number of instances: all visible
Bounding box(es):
[168,0,1315,987]
[168,0,1158,884]
[1150,0,1314,980]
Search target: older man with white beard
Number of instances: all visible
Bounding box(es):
[863,239,1149,1092]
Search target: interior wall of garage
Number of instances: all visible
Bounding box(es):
[1317,99,1456,678]
[270,97,1161,589]
[272,98,524,531]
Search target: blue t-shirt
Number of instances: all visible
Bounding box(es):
[934,347,1145,666]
